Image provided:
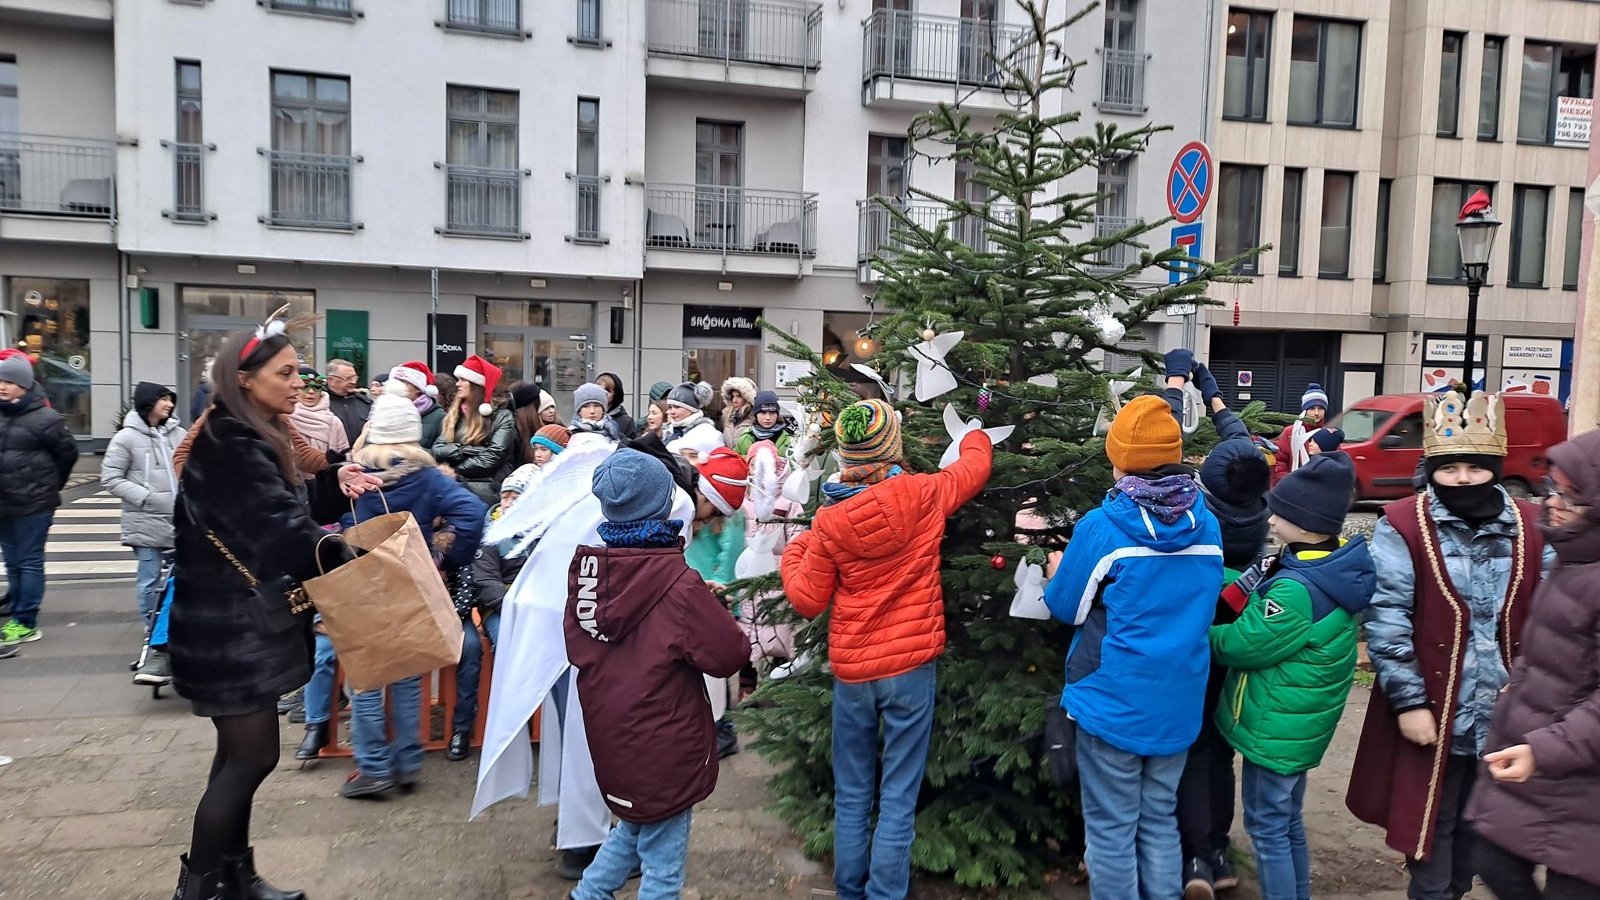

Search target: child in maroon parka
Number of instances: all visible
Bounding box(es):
[564,448,749,898]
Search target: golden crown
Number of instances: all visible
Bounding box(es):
[1423,390,1507,458]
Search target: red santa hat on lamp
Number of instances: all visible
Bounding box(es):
[387,361,439,398]
[453,354,503,417]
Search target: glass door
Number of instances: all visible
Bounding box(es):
[180,287,315,426]
[695,121,743,249]
[685,340,759,390]
[477,299,592,421]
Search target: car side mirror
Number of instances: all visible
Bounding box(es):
[1380,434,1403,449]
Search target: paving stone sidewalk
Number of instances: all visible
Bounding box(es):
[2,583,1417,899]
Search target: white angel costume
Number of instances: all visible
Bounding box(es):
[470,436,694,851]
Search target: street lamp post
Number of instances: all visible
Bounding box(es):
[1455,190,1501,393]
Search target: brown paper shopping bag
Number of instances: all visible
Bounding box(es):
[305,509,463,692]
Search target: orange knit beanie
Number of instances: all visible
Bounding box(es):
[1105,394,1182,472]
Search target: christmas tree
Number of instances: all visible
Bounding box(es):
[737,0,1264,888]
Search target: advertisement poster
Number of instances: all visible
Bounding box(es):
[429,314,468,376]
[1555,96,1593,148]
[324,310,369,382]
[1500,337,1574,403]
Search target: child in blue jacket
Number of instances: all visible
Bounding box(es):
[1044,393,1225,900]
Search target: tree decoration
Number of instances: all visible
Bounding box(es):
[911,329,964,401]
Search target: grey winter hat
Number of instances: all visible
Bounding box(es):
[0,355,34,390]
[593,448,676,523]
[665,382,702,412]
[574,382,609,412]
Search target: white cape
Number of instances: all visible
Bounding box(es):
[470,441,694,850]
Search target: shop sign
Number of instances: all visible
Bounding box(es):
[324,310,369,382]
[429,314,468,375]
[1501,337,1562,367]
[683,305,763,340]
[1422,335,1488,364]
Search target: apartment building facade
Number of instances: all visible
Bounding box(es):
[1204,0,1598,413]
[1,0,1205,442]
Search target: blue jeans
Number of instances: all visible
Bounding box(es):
[573,810,693,900]
[832,662,937,900]
[133,547,165,628]
[149,577,174,648]
[1241,762,1310,900]
[349,675,423,778]
[0,510,53,628]
[302,632,338,727]
[1076,730,1187,900]
[452,611,499,733]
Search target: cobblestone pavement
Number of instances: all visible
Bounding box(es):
[2,579,1424,899]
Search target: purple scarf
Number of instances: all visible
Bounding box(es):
[1114,473,1200,524]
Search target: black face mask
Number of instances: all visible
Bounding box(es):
[1433,480,1505,526]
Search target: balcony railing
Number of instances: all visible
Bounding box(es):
[648,0,823,70]
[645,183,817,257]
[863,9,1035,88]
[165,140,210,222]
[441,164,524,237]
[1100,48,1146,112]
[263,0,356,18]
[0,133,115,218]
[858,197,1015,263]
[443,0,520,35]
[571,174,603,242]
[263,149,355,230]
[1093,214,1139,268]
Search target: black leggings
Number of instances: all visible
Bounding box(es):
[188,709,281,872]
[1478,838,1600,900]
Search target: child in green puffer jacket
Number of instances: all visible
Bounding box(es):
[1209,452,1375,900]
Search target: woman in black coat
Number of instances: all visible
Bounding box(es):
[167,318,379,900]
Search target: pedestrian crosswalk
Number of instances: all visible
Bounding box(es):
[0,491,138,588]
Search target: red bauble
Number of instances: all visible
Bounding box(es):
[990,554,1006,570]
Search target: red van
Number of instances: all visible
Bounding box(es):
[1331,393,1567,501]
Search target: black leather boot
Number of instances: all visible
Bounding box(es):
[294,723,329,761]
[171,854,227,900]
[446,730,470,761]
[225,847,307,900]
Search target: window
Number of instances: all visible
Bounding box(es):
[1223,10,1271,121]
[1104,0,1137,51]
[866,134,908,199]
[1438,31,1464,136]
[1288,16,1361,128]
[269,71,352,228]
[576,0,601,43]
[7,277,92,436]
[1565,188,1584,290]
[1,56,20,208]
[266,0,353,16]
[173,61,204,221]
[1279,168,1304,276]
[1319,170,1354,277]
[1217,164,1264,274]
[1520,42,1596,144]
[447,0,519,34]
[694,121,742,244]
[1509,185,1549,287]
[1100,0,1143,111]
[444,85,520,236]
[1096,156,1134,266]
[1479,36,1504,139]
[1374,178,1392,282]
[1428,180,1494,280]
[574,98,600,241]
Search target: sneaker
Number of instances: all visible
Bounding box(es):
[0,620,39,644]
[277,688,304,715]
[133,649,173,686]
[1210,850,1238,891]
[716,718,739,759]
[338,771,395,799]
[0,643,18,660]
[1183,857,1214,900]
[395,770,420,794]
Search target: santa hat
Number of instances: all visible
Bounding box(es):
[696,446,750,517]
[453,354,503,417]
[388,361,438,398]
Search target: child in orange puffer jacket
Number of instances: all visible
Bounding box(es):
[780,398,992,900]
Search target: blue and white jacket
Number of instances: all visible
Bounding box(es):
[1044,478,1225,756]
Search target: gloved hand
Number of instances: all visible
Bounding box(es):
[1163,348,1195,381]
[1192,362,1222,405]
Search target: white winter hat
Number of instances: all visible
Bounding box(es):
[366,393,423,445]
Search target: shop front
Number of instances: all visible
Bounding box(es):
[683,304,762,390]
[179,286,316,424]
[476,299,592,422]
[5,276,93,435]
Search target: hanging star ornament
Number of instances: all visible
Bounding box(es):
[911,330,963,402]
[939,403,1014,469]
[849,363,896,400]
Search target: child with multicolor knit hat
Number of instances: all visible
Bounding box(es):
[781,397,992,899]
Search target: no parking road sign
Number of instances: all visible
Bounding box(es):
[1166,140,1213,224]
